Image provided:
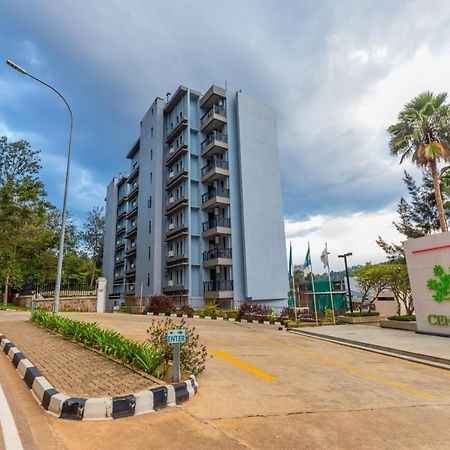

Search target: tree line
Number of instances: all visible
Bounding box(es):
[0,136,104,305]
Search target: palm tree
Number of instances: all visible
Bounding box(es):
[388,91,450,232]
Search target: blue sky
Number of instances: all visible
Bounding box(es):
[2,0,450,268]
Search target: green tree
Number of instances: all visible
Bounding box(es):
[0,137,55,304]
[353,265,390,312]
[79,207,105,287]
[388,91,450,232]
[377,170,449,261]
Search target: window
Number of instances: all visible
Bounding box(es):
[147,273,150,287]
[150,172,152,183]
[148,220,152,233]
[151,149,153,160]
[151,127,153,137]
[148,196,152,208]
[151,108,154,116]
[148,246,151,259]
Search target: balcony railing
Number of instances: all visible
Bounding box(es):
[202,217,231,231]
[201,160,229,177]
[200,105,227,127]
[201,188,230,203]
[201,131,228,151]
[203,280,234,292]
[202,248,232,261]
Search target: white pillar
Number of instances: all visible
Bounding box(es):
[96,277,107,313]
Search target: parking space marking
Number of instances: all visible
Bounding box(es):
[0,384,24,450]
[258,337,434,400]
[210,350,278,382]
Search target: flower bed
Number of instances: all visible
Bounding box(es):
[31,310,162,376]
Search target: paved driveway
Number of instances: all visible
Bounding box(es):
[2,311,450,449]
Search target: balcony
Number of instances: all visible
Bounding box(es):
[165,223,188,241]
[125,244,136,256]
[165,117,188,144]
[125,266,136,276]
[166,143,188,167]
[203,280,233,300]
[126,203,138,219]
[166,253,189,268]
[165,168,188,191]
[125,225,137,237]
[202,248,233,268]
[163,283,188,295]
[200,105,227,134]
[201,187,230,211]
[127,165,139,184]
[127,184,139,201]
[117,194,127,207]
[166,196,188,215]
[202,217,231,239]
[201,131,228,159]
[116,224,126,235]
[116,241,125,250]
[125,284,135,295]
[201,160,229,183]
[200,85,227,111]
[117,209,127,220]
[115,257,125,266]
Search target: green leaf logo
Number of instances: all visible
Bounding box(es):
[427,265,450,303]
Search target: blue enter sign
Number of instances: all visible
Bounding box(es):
[167,329,186,344]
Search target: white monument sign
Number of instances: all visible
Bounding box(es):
[403,231,450,336]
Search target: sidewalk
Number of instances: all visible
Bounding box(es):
[289,324,450,369]
[0,320,157,398]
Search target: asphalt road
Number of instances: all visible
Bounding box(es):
[2,311,450,449]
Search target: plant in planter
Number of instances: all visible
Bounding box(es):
[147,318,208,377]
[237,303,273,321]
[388,314,416,321]
[147,295,176,315]
[197,301,222,318]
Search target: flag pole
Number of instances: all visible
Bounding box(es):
[325,242,336,325]
[309,242,319,325]
[289,242,297,321]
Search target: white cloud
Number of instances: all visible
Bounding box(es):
[40,152,105,215]
[353,45,450,130]
[285,208,404,271]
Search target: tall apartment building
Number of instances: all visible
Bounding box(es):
[103,84,288,308]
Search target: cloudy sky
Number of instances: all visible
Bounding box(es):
[1,0,449,271]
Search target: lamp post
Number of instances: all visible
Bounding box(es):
[6,59,73,315]
[338,252,353,313]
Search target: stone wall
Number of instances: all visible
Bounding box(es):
[19,297,97,312]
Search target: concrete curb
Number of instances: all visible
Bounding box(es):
[0,332,198,420]
[147,312,284,326]
[287,328,450,371]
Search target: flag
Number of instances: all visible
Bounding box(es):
[321,244,329,269]
[288,242,293,278]
[303,245,311,276]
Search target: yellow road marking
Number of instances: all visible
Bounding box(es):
[210,350,278,382]
[258,337,434,400]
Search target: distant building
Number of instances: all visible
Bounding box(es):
[103,85,288,308]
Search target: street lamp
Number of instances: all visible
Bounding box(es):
[6,59,73,315]
[338,252,353,313]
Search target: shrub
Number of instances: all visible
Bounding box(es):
[198,301,222,318]
[147,296,176,314]
[280,307,296,320]
[178,305,195,316]
[223,309,239,319]
[31,310,162,376]
[147,318,207,376]
[388,314,416,321]
[344,311,380,317]
[237,303,273,321]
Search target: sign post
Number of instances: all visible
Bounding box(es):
[167,329,186,382]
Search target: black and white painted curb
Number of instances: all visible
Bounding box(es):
[147,312,285,326]
[0,332,198,421]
